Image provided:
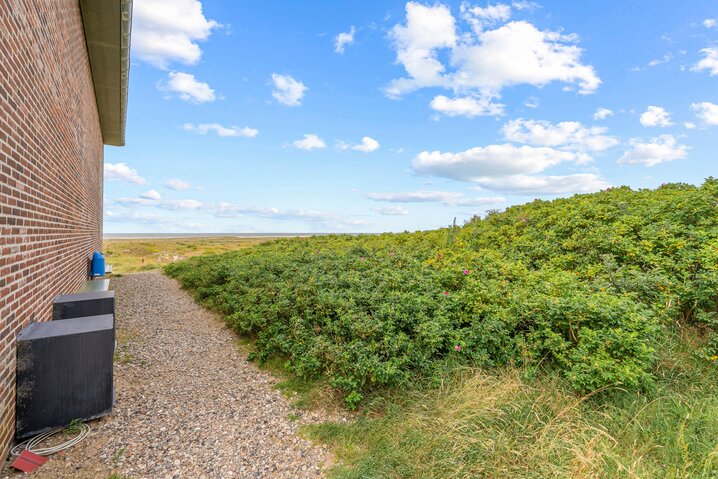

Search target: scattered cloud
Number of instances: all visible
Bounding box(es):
[639,105,673,127]
[116,197,205,210]
[140,190,162,200]
[512,1,541,11]
[633,53,673,71]
[523,96,539,109]
[460,2,512,34]
[372,205,410,216]
[161,72,216,103]
[692,47,718,76]
[470,174,610,195]
[430,95,504,117]
[339,136,380,153]
[413,144,578,181]
[104,163,146,184]
[132,0,220,69]
[684,122,696,130]
[335,26,356,54]
[164,178,193,191]
[105,210,174,224]
[618,134,688,167]
[502,118,618,160]
[704,18,717,29]
[113,191,369,229]
[367,190,505,206]
[648,53,673,67]
[271,73,307,106]
[593,107,613,120]
[386,2,600,114]
[691,101,718,125]
[183,123,258,137]
[293,134,326,150]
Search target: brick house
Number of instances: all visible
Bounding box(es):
[0,0,131,457]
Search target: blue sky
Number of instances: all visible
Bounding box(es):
[104,0,718,233]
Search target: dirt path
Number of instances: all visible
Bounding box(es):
[8,272,332,479]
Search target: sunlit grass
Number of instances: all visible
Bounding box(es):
[306,328,718,478]
[102,236,271,274]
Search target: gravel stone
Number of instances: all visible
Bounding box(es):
[4,271,336,478]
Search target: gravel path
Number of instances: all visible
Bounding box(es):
[7,272,336,479]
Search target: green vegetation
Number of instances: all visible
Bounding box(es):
[165,179,718,477]
[62,418,84,437]
[103,236,271,274]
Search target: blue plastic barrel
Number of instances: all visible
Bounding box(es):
[91,251,105,277]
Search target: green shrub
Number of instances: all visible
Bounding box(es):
[166,179,718,405]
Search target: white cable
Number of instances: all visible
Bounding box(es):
[11,423,91,457]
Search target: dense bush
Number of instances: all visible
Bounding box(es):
[166,179,718,406]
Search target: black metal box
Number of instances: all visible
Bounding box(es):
[52,290,115,320]
[16,315,114,438]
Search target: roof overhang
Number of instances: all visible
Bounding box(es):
[79,0,132,146]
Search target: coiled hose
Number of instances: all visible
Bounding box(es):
[10,423,91,457]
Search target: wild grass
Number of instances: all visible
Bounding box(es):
[102,236,270,274]
[306,327,718,478]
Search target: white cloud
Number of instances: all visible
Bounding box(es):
[470,173,609,195]
[387,2,457,99]
[164,178,193,191]
[647,53,672,68]
[691,102,718,125]
[692,47,718,76]
[140,189,162,200]
[523,96,539,109]
[684,122,696,130]
[105,210,174,224]
[293,134,326,150]
[104,163,146,184]
[455,22,600,93]
[271,74,307,106]
[386,3,600,111]
[132,0,220,69]
[335,26,356,54]
[633,53,673,71]
[639,106,673,127]
[413,144,578,181]
[215,204,329,221]
[593,107,613,120]
[111,193,371,230]
[183,123,258,137]
[502,118,618,158]
[367,190,504,206]
[430,95,504,117]
[460,2,512,34]
[372,205,410,215]
[341,136,380,153]
[704,18,716,28]
[618,135,688,167]
[214,203,371,229]
[512,1,540,11]
[162,72,216,103]
[117,197,205,210]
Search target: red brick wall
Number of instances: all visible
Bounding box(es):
[0,0,104,457]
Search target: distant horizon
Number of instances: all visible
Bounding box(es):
[103,232,380,239]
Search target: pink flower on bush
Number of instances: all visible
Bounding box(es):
[455,345,461,351]
[360,257,366,260]
[437,253,443,259]
[443,291,449,296]
[463,269,470,275]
